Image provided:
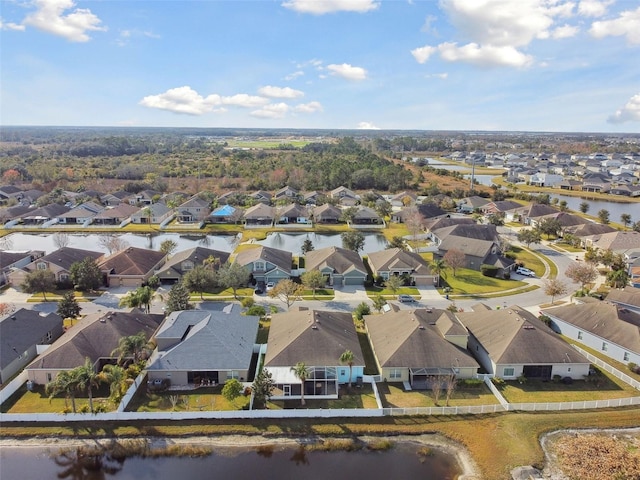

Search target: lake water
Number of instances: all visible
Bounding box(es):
[1,232,388,255]
[548,194,639,222]
[0,443,461,480]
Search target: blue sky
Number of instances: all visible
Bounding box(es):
[1,0,639,132]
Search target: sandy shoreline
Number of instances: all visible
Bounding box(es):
[0,433,482,479]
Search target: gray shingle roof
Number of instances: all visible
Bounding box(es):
[148,304,259,371]
[98,247,166,276]
[367,248,432,276]
[1,309,62,370]
[32,247,103,271]
[304,246,366,275]
[458,305,589,365]
[234,246,292,273]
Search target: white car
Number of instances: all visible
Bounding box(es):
[516,267,536,277]
[266,282,275,291]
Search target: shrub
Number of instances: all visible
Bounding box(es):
[241,297,255,308]
[553,375,562,383]
[628,363,640,374]
[491,377,505,385]
[246,305,266,317]
[353,302,371,321]
[460,378,483,388]
[480,264,499,277]
[517,375,527,384]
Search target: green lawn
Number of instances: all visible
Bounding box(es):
[440,269,526,295]
[497,369,639,404]
[378,382,499,408]
[128,386,250,412]
[365,286,420,297]
[271,385,379,410]
[509,246,547,277]
[1,384,114,414]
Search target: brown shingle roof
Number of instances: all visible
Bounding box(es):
[99,247,166,276]
[304,246,366,275]
[265,308,364,367]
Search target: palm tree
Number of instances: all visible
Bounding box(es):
[46,370,79,413]
[75,358,102,413]
[119,286,155,313]
[291,361,310,406]
[339,350,355,389]
[111,331,151,365]
[99,364,129,406]
[429,259,446,287]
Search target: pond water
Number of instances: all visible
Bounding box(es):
[1,231,388,256]
[548,194,639,221]
[258,232,388,254]
[0,443,461,480]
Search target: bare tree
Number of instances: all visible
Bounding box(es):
[543,278,568,305]
[430,376,442,405]
[565,262,598,292]
[443,249,466,277]
[404,206,424,242]
[268,279,304,310]
[99,234,129,255]
[52,232,71,249]
[444,374,457,407]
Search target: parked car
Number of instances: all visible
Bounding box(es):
[266,282,275,291]
[516,267,536,277]
[398,294,417,303]
[147,378,170,392]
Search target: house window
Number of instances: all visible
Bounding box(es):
[36,262,47,270]
[503,367,515,377]
[624,352,630,362]
[577,331,583,340]
[254,261,265,271]
[389,369,402,379]
[227,371,239,380]
[47,373,52,382]
[182,261,194,271]
[340,369,346,376]
[59,273,69,281]
[602,342,608,352]
[567,367,571,372]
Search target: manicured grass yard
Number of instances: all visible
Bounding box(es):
[365,286,420,297]
[509,246,546,277]
[497,369,639,404]
[2,384,114,414]
[271,385,379,410]
[128,386,250,412]
[378,382,500,408]
[441,269,526,295]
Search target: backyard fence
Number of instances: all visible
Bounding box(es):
[572,345,640,391]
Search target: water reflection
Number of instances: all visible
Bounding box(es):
[53,448,124,480]
[258,232,388,254]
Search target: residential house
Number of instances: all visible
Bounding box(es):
[125,189,160,206]
[457,304,590,380]
[249,190,272,205]
[273,185,299,202]
[302,191,323,205]
[216,191,245,205]
[208,204,243,224]
[92,203,140,226]
[0,250,45,285]
[390,191,417,208]
[276,204,311,225]
[234,246,292,285]
[424,216,476,236]
[365,307,479,389]
[0,205,33,224]
[512,203,559,225]
[304,246,367,287]
[55,201,104,225]
[175,195,211,223]
[564,222,617,245]
[130,202,173,225]
[587,231,640,253]
[264,307,365,401]
[609,184,640,197]
[8,247,103,287]
[352,206,383,225]
[605,287,640,314]
[367,248,435,286]
[25,310,163,385]
[156,246,230,284]
[535,211,589,231]
[457,196,490,214]
[480,200,522,217]
[529,173,563,187]
[98,246,166,287]
[391,203,446,224]
[243,203,275,227]
[311,204,342,224]
[146,304,259,387]
[329,186,358,206]
[19,204,70,226]
[100,191,129,206]
[544,302,640,366]
[1,309,63,383]
[0,185,24,202]
[557,179,583,191]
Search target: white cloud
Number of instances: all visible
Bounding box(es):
[221,94,270,108]
[294,101,323,113]
[439,42,533,68]
[282,0,379,15]
[258,85,304,99]
[608,93,640,124]
[413,0,581,68]
[0,18,26,31]
[139,86,223,115]
[411,45,437,64]
[250,103,290,119]
[589,6,640,44]
[23,0,106,42]
[425,73,449,79]
[327,63,368,80]
[116,28,161,46]
[357,122,380,129]
[285,70,304,80]
[420,14,438,34]
[551,24,579,39]
[578,0,613,17]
